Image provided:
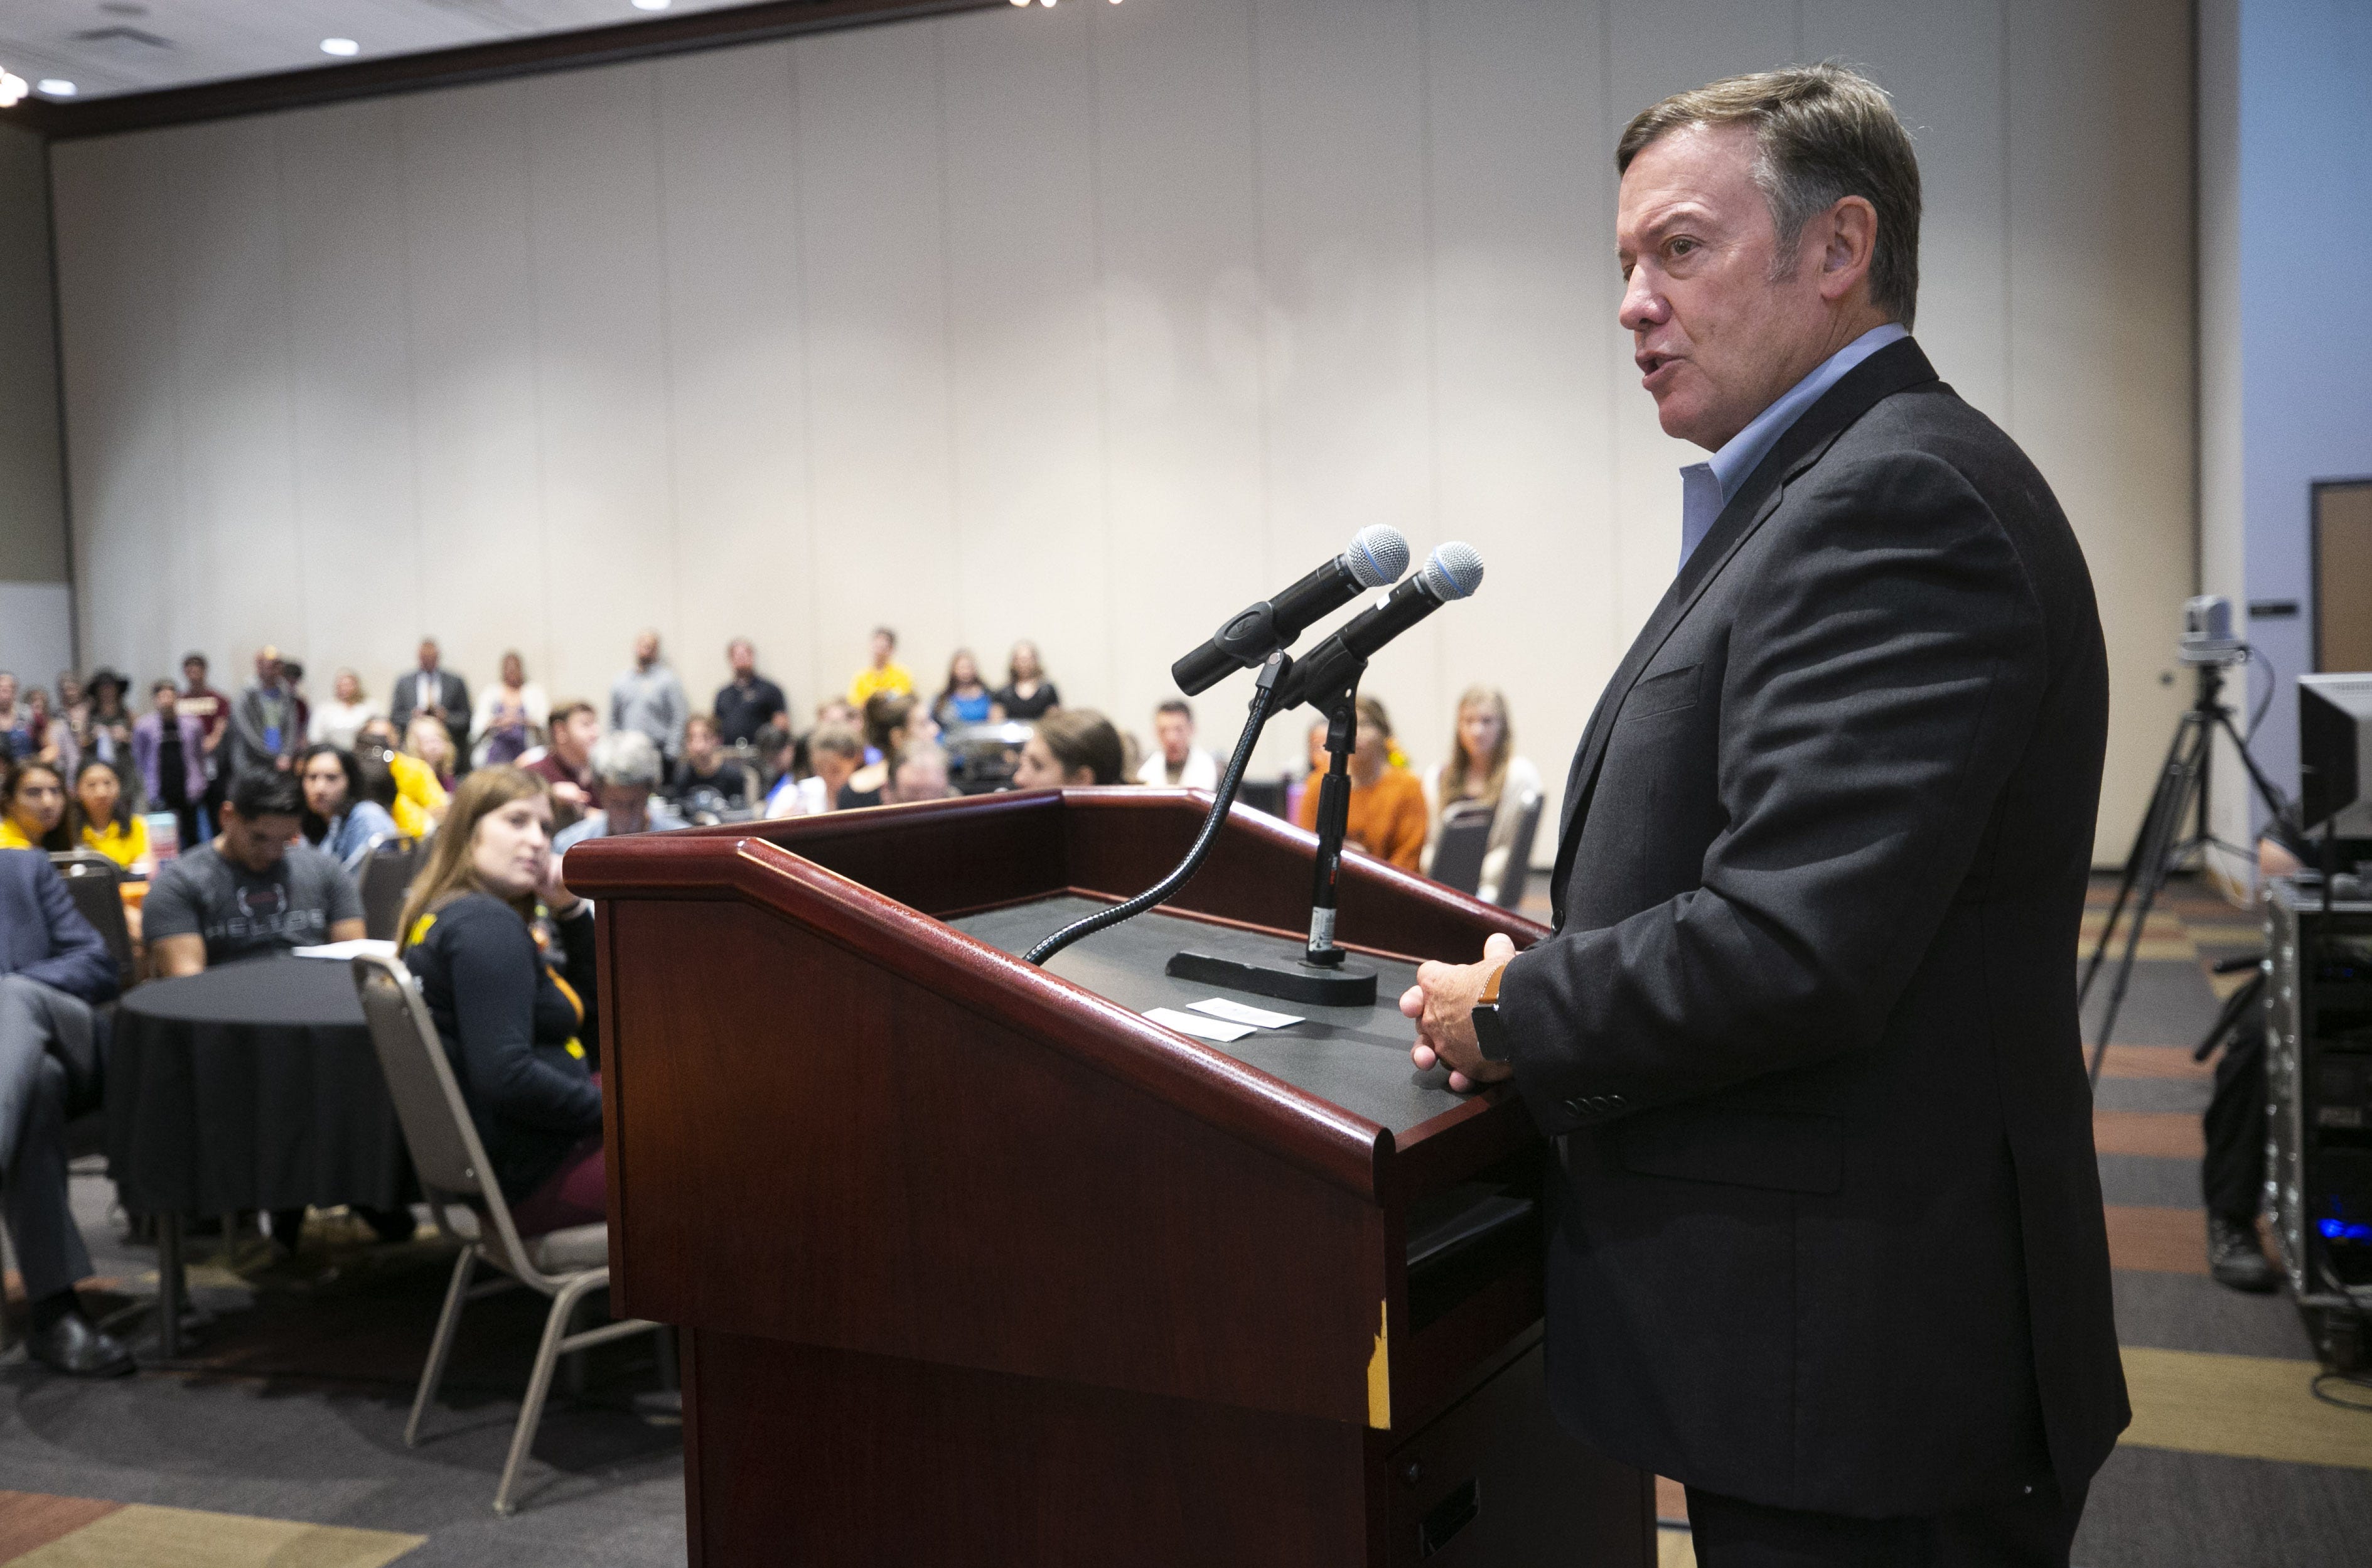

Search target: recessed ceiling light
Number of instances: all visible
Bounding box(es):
[38,79,76,96]
[319,37,360,57]
[632,0,672,11]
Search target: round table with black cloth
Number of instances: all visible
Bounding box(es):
[105,954,413,1355]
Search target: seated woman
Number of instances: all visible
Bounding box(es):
[70,758,150,875]
[399,767,604,1234]
[298,744,402,874]
[769,722,862,817]
[358,717,450,839]
[840,694,924,808]
[1419,686,1542,903]
[405,712,460,793]
[0,759,71,852]
[470,651,548,769]
[1011,709,1126,788]
[1295,695,1427,871]
[994,641,1060,721]
[931,649,1004,730]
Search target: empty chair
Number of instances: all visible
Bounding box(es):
[1427,802,1497,896]
[351,952,663,1515]
[1491,789,1545,910]
[48,851,134,992]
[356,839,417,943]
[1233,778,1289,820]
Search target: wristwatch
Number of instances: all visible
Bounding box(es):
[1470,962,1514,1064]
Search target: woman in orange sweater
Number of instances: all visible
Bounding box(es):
[1296,695,1428,871]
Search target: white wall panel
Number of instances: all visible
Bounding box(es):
[50,0,2196,863]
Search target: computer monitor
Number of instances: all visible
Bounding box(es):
[2299,674,2372,854]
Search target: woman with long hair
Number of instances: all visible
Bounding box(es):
[931,649,1003,729]
[298,743,402,874]
[404,712,459,792]
[470,650,549,768]
[1420,686,1542,903]
[0,758,70,852]
[1012,709,1125,788]
[994,641,1060,721]
[398,767,606,1233]
[70,758,149,874]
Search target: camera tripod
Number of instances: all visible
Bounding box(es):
[2079,660,2289,1086]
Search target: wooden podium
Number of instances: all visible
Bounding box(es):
[567,789,1652,1567]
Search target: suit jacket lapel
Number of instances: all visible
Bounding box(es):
[1548,338,1940,928]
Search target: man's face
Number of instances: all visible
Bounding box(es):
[891,756,949,803]
[417,641,439,673]
[870,632,893,666]
[603,783,652,834]
[556,710,600,763]
[154,685,178,717]
[1616,122,1832,450]
[255,652,281,685]
[634,632,659,666]
[183,659,207,690]
[684,722,717,767]
[0,674,15,706]
[1155,712,1193,766]
[223,807,299,873]
[729,642,756,678]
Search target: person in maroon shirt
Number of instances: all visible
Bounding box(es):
[523,701,601,828]
[178,652,231,820]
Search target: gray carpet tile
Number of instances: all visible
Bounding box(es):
[2112,1269,2319,1360]
[2082,960,2224,1052]
[2071,1444,2372,1568]
[2100,1152,2208,1210]
[2095,1074,2214,1115]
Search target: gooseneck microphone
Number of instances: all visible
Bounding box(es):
[1277,542,1485,710]
[1171,525,1410,695]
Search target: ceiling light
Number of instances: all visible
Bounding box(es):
[632,0,672,9]
[319,38,360,57]
[38,79,75,96]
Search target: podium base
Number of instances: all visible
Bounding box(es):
[1166,950,1378,1007]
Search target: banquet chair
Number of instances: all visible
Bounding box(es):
[356,839,419,943]
[350,952,664,1515]
[1492,789,1545,911]
[48,851,136,992]
[1427,802,1497,896]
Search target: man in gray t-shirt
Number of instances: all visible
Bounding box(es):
[146,770,366,974]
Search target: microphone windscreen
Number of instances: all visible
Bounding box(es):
[1346,525,1411,590]
[1422,542,1485,601]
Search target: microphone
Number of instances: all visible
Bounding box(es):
[1171,525,1410,695]
[1278,542,1485,710]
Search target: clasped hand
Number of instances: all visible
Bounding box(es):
[1400,932,1518,1093]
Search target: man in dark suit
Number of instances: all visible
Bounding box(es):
[389,637,471,762]
[1404,66,2127,1562]
[0,848,134,1375]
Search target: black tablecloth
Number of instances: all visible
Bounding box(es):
[105,954,410,1215]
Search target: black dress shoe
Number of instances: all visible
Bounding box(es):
[2209,1213,2278,1293]
[26,1314,136,1378]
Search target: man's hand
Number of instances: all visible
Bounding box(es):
[1402,932,1518,1093]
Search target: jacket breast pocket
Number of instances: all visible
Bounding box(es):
[1615,1109,1844,1195]
[1621,662,1700,721]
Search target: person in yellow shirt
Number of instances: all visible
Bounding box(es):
[358,716,449,839]
[72,758,151,874]
[847,626,916,708]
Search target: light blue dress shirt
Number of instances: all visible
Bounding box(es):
[1677,323,1908,570]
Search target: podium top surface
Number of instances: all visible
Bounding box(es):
[952,893,1467,1136]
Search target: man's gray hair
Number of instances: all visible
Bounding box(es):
[589,728,663,788]
[1617,62,1921,330]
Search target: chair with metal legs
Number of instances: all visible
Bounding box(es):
[350,952,665,1515]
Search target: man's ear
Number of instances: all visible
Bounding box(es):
[1818,195,1877,303]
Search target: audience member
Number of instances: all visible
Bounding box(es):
[523,701,601,827]
[751,722,795,796]
[145,769,365,977]
[227,646,303,776]
[887,741,953,805]
[611,631,689,761]
[1012,709,1125,788]
[299,744,402,874]
[134,680,210,854]
[0,673,33,761]
[1284,716,1329,825]
[399,768,603,1233]
[1,760,70,852]
[0,844,132,1376]
[1135,699,1218,790]
[358,717,451,839]
[840,694,922,808]
[471,651,548,768]
[665,714,757,822]
[23,689,65,770]
[281,660,314,743]
[553,731,686,856]
[82,671,134,771]
[1296,695,1426,871]
[404,713,460,793]
[309,669,380,751]
[848,626,915,708]
[53,672,87,754]
[770,722,861,817]
[714,638,788,748]
[994,641,1060,721]
[931,650,1002,729]
[1419,686,1542,903]
[178,653,232,824]
[389,638,471,758]
[70,759,149,875]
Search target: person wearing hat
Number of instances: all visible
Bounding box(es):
[82,670,134,773]
[227,646,304,778]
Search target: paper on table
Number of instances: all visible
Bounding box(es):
[1144,1006,1257,1044]
[1188,997,1306,1030]
[292,939,400,961]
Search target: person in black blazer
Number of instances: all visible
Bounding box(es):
[1405,67,2126,1562]
[389,637,472,764]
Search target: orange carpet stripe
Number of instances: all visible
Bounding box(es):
[2094,1110,2208,1158]
[0,1492,122,1563]
[2095,1044,2214,1081]
[2104,1205,2207,1274]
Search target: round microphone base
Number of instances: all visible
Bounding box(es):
[1165,950,1378,1009]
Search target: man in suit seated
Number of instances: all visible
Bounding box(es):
[1403,65,2127,1564]
[0,847,134,1375]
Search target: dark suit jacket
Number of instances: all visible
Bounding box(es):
[389,670,472,751]
[1498,339,2128,1517]
[0,849,117,1005]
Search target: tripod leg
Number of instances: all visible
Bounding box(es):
[2088,719,2208,1085]
[2081,716,2198,1006]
